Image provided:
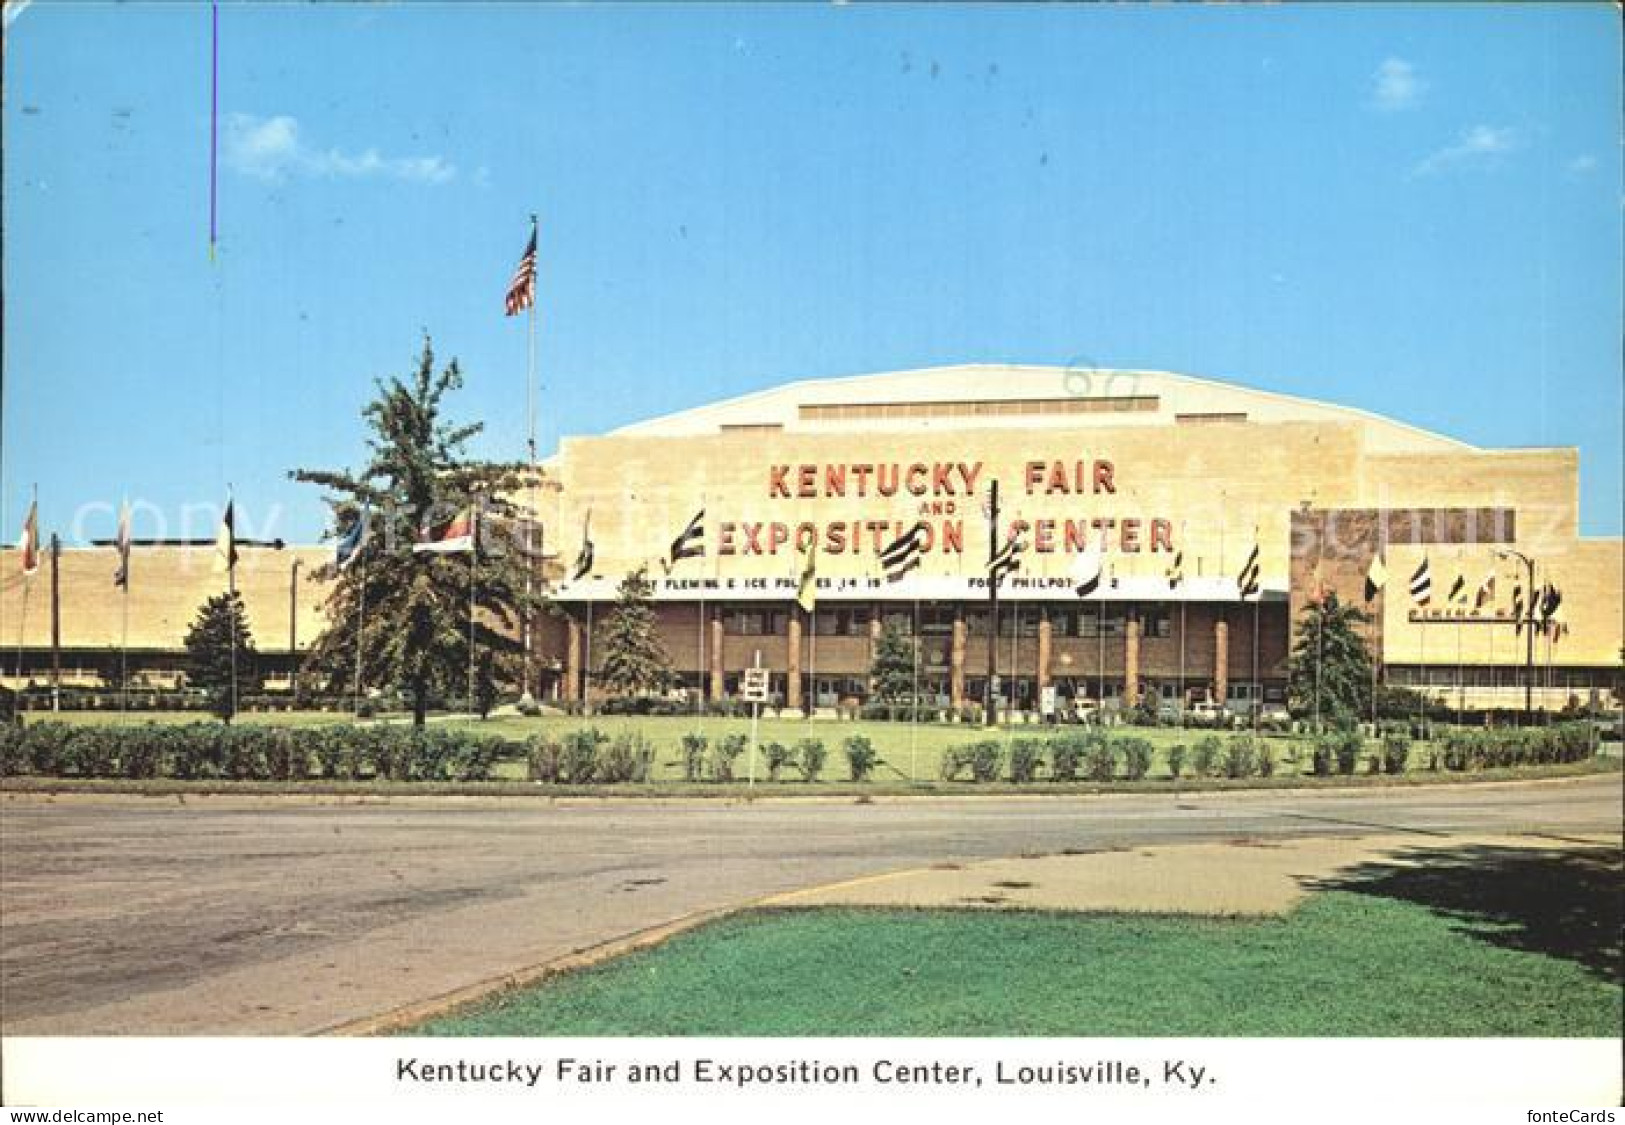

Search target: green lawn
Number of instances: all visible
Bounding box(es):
[413,846,1622,1036]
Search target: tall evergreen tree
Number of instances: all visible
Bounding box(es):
[184,591,257,722]
[596,567,672,697]
[293,337,540,726]
[869,620,915,704]
[1288,593,1375,730]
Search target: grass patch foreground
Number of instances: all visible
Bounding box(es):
[412,866,1621,1037]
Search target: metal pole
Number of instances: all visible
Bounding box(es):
[522,214,539,705]
[983,479,1000,728]
[1251,597,1261,734]
[120,570,130,720]
[583,597,594,716]
[748,649,761,788]
[49,534,61,713]
[911,594,920,780]
[354,555,367,717]
[468,543,477,717]
[1523,558,1536,722]
[289,558,301,701]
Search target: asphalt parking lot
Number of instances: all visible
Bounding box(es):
[2,775,1619,1035]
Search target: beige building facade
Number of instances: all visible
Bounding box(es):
[4,365,1620,715]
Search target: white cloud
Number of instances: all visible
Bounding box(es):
[1412,124,1519,177]
[1370,57,1425,112]
[224,114,455,185]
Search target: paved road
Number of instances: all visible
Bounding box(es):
[2,776,1619,1035]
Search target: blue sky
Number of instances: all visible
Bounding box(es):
[4,2,1620,546]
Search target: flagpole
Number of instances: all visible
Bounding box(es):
[468,521,478,718]
[226,487,238,723]
[14,578,29,699]
[522,214,539,706]
[584,597,594,716]
[808,605,817,723]
[120,572,130,720]
[354,553,367,718]
[910,588,919,782]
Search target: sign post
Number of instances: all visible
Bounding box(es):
[742,650,769,788]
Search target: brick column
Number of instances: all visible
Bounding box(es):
[786,610,803,711]
[564,617,582,704]
[709,611,724,701]
[1214,617,1229,705]
[1124,613,1141,707]
[950,610,967,710]
[1036,615,1053,692]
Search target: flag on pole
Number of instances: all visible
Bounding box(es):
[1072,542,1104,598]
[1473,571,1496,611]
[413,506,475,554]
[879,521,928,583]
[1236,542,1261,600]
[213,499,238,574]
[17,499,40,577]
[1364,551,1387,602]
[1408,556,1432,606]
[1165,549,1184,591]
[667,509,704,568]
[1446,573,1467,605]
[795,537,818,613]
[571,512,595,582]
[113,501,133,587]
[988,531,1024,587]
[335,504,370,570]
[504,223,537,317]
[1539,583,1562,625]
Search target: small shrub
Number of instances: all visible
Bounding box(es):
[527,736,563,782]
[679,733,708,782]
[1166,743,1187,780]
[1333,731,1362,776]
[1223,736,1259,780]
[711,733,747,782]
[1009,739,1044,783]
[968,741,1003,783]
[1257,743,1276,778]
[1119,737,1154,781]
[1084,736,1117,782]
[793,738,826,782]
[843,735,878,782]
[1311,736,1335,777]
[560,728,605,785]
[940,745,971,781]
[597,733,655,783]
[763,741,794,782]
[1191,736,1222,779]
[1048,735,1087,782]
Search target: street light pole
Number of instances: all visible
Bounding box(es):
[983,479,1001,728]
[1496,548,1536,723]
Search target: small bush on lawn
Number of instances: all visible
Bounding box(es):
[763,741,794,782]
[1333,731,1363,776]
[679,733,708,782]
[1191,736,1222,779]
[1257,743,1276,778]
[561,729,606,785]
[711,734,747,782]
[965,741,998,783]
[793,738,826,782]
[1009,739,1045,783]
[843,735,878,782]
[1119,737,1154,781]
[1223,736,1259,780]
[597,733,655,784]
[1048,734,1087,782]
[1084,735,1117,782]
[1166,743,1187,780]
[527,737,563,782]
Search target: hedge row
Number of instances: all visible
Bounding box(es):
[1436,724,1595,772]
[0,723,511,782]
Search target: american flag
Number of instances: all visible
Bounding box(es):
[504,224,537,317]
